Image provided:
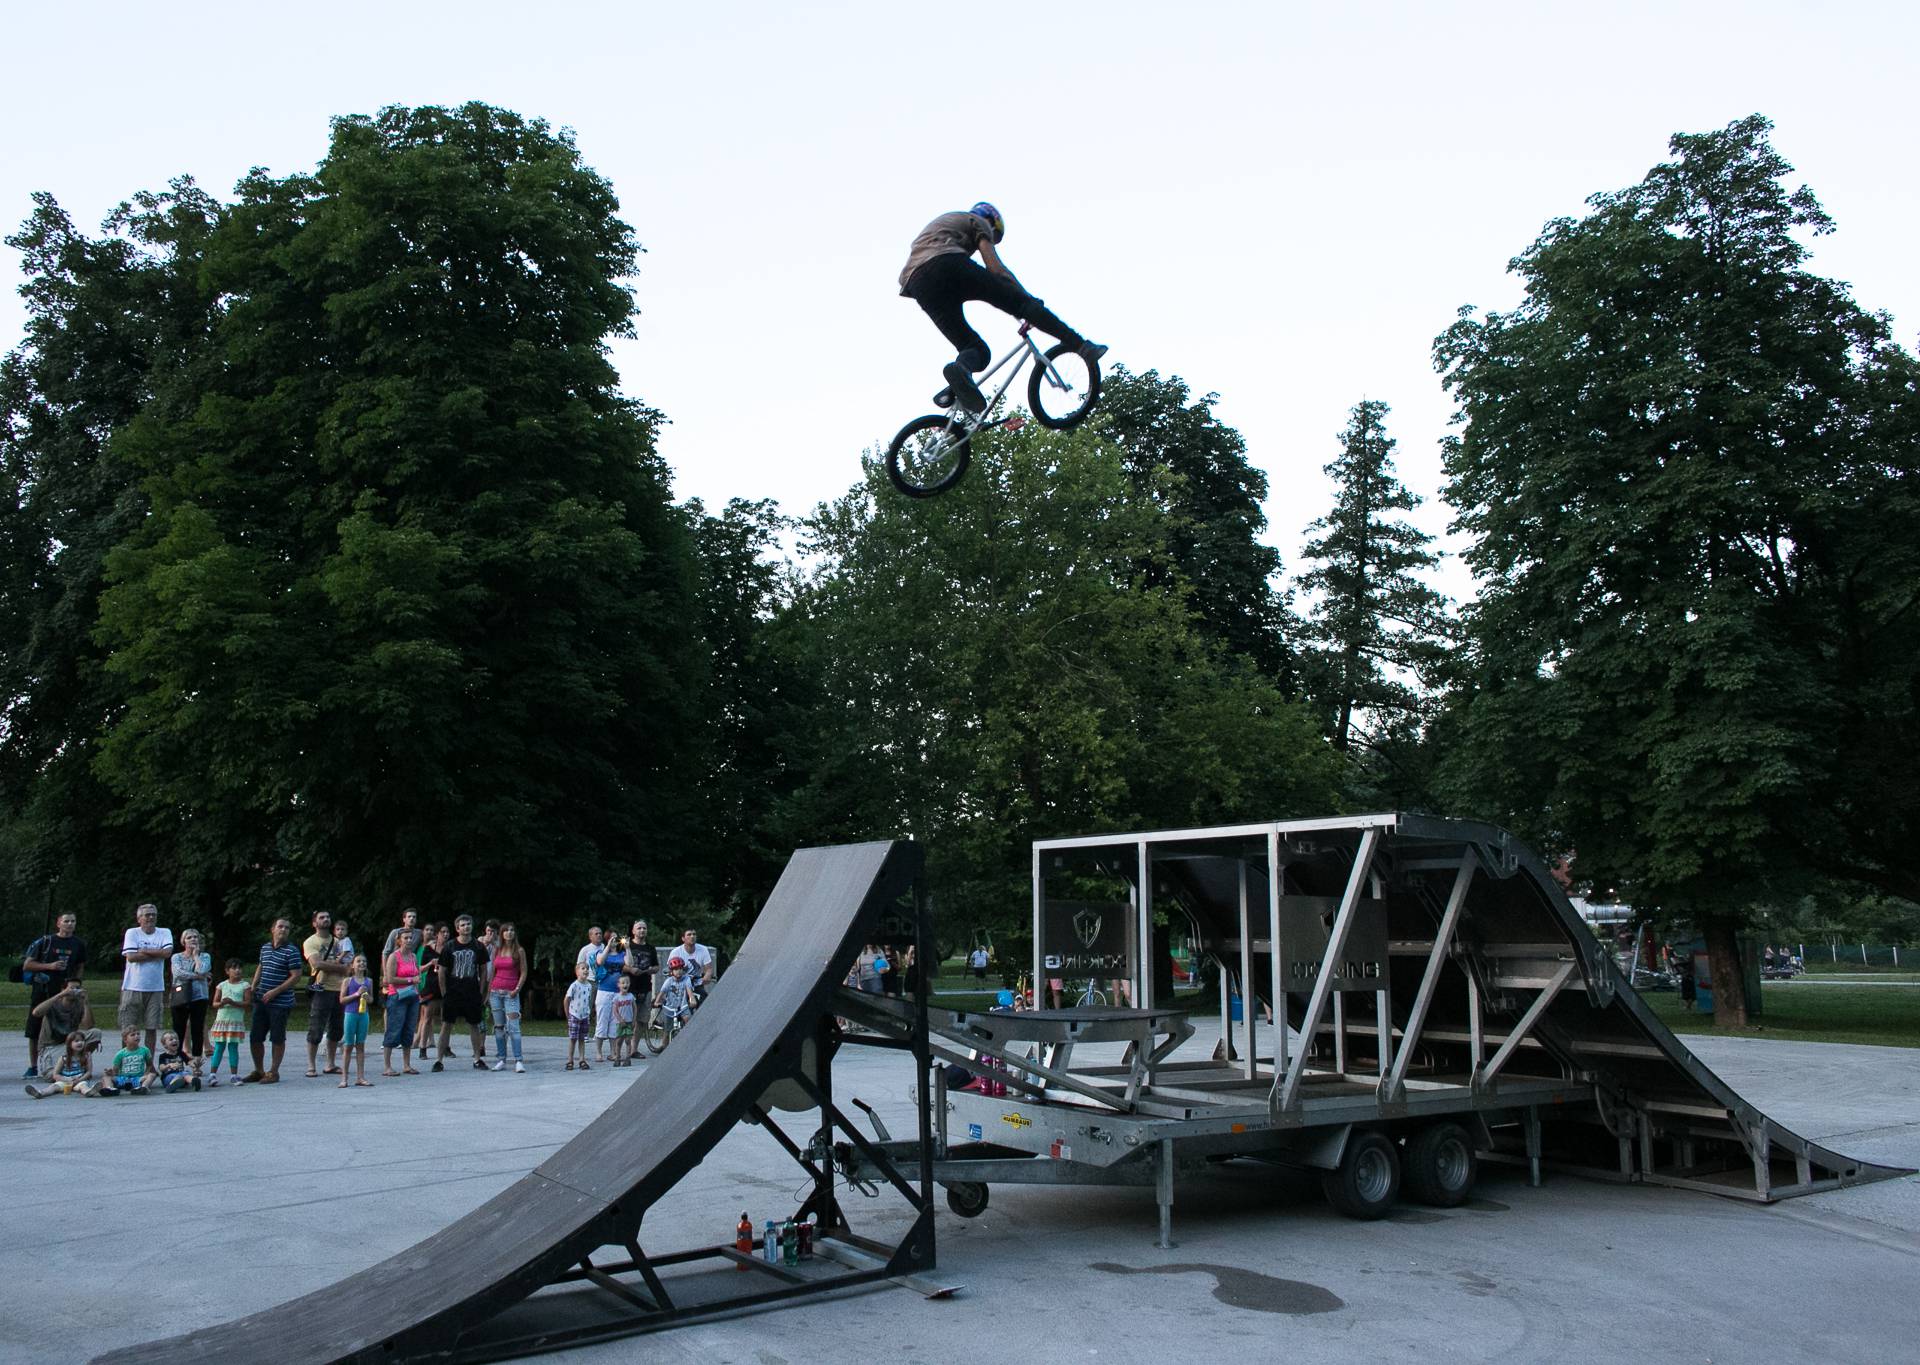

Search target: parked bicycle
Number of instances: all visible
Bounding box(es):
[885,322,1102,499]
[1075,977,1107,1008]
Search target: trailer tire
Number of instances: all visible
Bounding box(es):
[945,1182,990,1218]
[1403,1121,1477,1207]
[1322,1130,1400,1220]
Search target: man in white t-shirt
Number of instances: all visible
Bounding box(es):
[119,902,175,1052]
[576,926,604,971]
[666,929,715,1003]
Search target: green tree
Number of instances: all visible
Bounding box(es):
[1099,368,1299,684]
[786,422,1343,939]
[683,496,806,927]
[1433,115,1920,1024]
[84,104,705,954]
[1296,399,1453,791]
[0,183,219,922]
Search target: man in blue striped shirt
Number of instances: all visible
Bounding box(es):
[243,917,303,1084]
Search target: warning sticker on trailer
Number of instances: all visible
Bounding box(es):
[968,1123,983,1142]
[1002,1112,1033,1130]
[1049,1138,1071,1160]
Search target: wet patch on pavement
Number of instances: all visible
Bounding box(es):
[1091,1261,1344,1314]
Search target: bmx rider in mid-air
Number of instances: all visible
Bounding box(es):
[899,201,1106,415]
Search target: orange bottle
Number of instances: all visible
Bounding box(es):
[735,1213,753,1270]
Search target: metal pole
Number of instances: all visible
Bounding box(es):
[1218,961,1231,1058]
[1032,845,1044,1010]
[1238,860,1255,1082]
[1268,827,1284,1077]
[1468,966,1484,1073]
[1136,841,1152,1009]
[1156,1138,1175,1249]
[1276,827,1379,1111]
[1383,855,1475,1103]
[911,870,936,1264]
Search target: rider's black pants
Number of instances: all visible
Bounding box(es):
[904,254,1085,373]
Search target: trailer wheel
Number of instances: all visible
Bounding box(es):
[945,1182,990,1218]
[1403,1121,1477,1207]
[1322,1130,1400,1220]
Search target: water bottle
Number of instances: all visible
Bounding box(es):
[763,1219,780,1262]
[781,1216,798,1266]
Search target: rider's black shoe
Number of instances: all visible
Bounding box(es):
[1078,341,1108,365]
[943,361,987,415]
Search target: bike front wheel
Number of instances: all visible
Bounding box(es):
[1028,343,1101,430]
[886,414,974,498]
[641,1014,671,1056]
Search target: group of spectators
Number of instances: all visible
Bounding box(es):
[848,942,919,995]
[566,921,714,1067]
[19,903,719,1098]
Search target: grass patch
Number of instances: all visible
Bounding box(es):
[1640,983,1920,1049]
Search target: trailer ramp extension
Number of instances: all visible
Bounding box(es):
[94,840,928,1365]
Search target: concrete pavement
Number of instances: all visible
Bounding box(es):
[4,1020,1915,1365]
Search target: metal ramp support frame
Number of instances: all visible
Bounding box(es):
[1028,815,1910,1206]
[435,879,942,1364]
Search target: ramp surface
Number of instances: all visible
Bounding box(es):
[96,839,921,1365]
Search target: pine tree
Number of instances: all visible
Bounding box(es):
[1297,401,1452,769]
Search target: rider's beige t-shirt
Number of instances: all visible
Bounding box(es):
[898,211,994,293]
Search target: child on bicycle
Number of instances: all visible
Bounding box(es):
[899,202,1105,415]
[653,961,696,1031]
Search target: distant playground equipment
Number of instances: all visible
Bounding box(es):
[100,816,1907,1364]
[885,321,1102,498]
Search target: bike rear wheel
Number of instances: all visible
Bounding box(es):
[886,414,974,498]
[1028,343,1101,430]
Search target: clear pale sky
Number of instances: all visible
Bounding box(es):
[5,2,1914,599]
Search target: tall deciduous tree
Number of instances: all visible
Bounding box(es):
[1099,369,1299,684]
[1433,115,1920,1024]
[84,104,705,950]
[786,422,1343,937]
[1,183,219,917]
[683,496,806,928]
[1296,399,1452,780]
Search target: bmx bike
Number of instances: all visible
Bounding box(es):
[1075,977,1108,1008]
[641,1006,692,1056]
[885,323,1103,499]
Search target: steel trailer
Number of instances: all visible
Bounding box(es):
[841,814,1907,1244]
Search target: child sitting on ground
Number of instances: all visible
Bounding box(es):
[564,961,595,1071]
[101,1027,155,1095]
[611,973,639,1066]
[26,1032,98,1098]
[207,958,250,1086]
[338,953,373,1088]
[155,1030,199,1093]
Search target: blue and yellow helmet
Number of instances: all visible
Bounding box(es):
[970,201,1004,244]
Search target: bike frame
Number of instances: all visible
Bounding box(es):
[952,323,1077,432]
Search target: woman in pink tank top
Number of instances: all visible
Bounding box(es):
[488,923,527,1072]
[381,929,422,1077]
